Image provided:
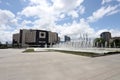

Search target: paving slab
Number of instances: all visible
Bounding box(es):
[0,49,120,80]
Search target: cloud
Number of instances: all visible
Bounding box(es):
[20,0,85,23]
[102,0,120,4]
[19,0,87,40]
[87,5,120,22]
[19,0,93,40]
[117,0,120,2]
[0,0,120,43]
[102,0,112,4]
[45,18,96,40]
[19,0,120,40]
[68,10,79,18]
[25,17,96,40]
[52,0,84,12]
[107,9,120,16]
[110,29,120,37]
[21,0,85,19]
[0,9,15,25]
[96,29,120,38]
[0,31,12,43]
[59,13,65,19]
[0,9,19,43]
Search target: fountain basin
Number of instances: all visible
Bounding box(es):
[33,48,120,55]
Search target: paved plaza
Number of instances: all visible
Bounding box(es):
[0,49,120,80]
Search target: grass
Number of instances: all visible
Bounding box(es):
[23,49,34,53]
[53,50,102,57]
[52,50,120,57]
[22,48,120,57]
[104,51,120,56]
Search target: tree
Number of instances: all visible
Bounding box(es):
[0,42,2,48]
[94,38,105,47]
[0,42,1,46]
[111,39,120,48]
[6,42,8,48]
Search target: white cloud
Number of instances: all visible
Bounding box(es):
[87,5,120,22]
[68,10,79,18]
[0,9,19,43]
[20,0,85,23]
[102,0,112,4]
[52,0,84,12]
[109,29,120,37]
[102,0,120,4]
[96,29,120,38]
[29,0,51,6]
[107,9,120,15]
[59,14,65,19]
[21,6,45,17]
[0,31,12,43]
[26,17,96,40]
[64,19,94,37]
[19,0,86,40]
[21,0,84,19]
[0,0,120,43]
[19,0,120,41]
[67,6,85,18]
[0,9,15,24]
[77,6,85,14]
[117,0,120,2]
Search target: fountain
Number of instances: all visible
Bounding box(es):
[105,41,107,48]
[33,33,120,55]
[51,33,120,55]
[114,42,116,48]
[53,33,93,49]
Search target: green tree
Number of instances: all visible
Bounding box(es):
[0,42,1,45]
[6,42,8,48]
[94,38,105,47]
[111,39,120,48]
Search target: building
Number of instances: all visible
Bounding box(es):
[110,37,120,48]
[100,32,111,42]
[13,29,59,47]
[64,35,71,42]
[13,33,20,47]
[112,37,120,40]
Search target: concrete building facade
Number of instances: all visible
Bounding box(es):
[13,29,59,47]
[13,33,20,46]
[100,32,111,42]
[64,35,71,42]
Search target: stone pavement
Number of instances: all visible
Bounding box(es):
[0,49,120,80]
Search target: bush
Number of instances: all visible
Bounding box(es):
[23,49,34,53]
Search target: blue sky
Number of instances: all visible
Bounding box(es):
[0,0,120,43]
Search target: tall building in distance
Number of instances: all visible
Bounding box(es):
[97,31,120,48]
[64,35,71,42]
[100,32,111,42]
[13,29,60,47]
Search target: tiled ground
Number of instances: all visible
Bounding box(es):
[0,49,120,80]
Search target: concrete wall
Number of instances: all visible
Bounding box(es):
[25,30,36,43]
[13,33,20,44]
[48,32,58,44]
[20,29,29,47]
